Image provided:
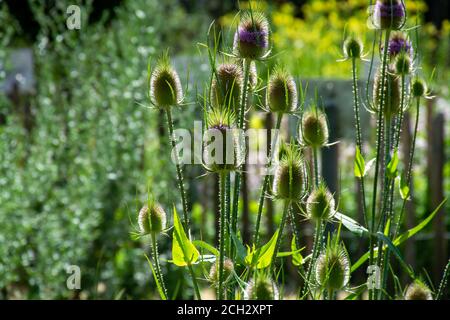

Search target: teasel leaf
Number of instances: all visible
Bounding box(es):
[171,207,199,266]
[145,253,167,300]
[386,149,399,179]
[334,212,368,236]
[245,229,279,269]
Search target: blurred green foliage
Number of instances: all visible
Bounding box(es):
[0,0,207,299]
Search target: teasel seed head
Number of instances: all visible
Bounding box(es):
[373,66,401,118]
[138,202,167,235]
[373,0,406,30]
[343,36,363,59]
[244,274,279,300]
[394,52,412,75]
[306,184,336,222]
[267,67,298,113]
[150,53,183,108]
[209,258,234,285]
[315,239,350,291]
[233,12,270,60]
[273,144,307,201]
[203,108,243,173]
[211,62,243,112]
[411,77,427,98]
[404,280,433,300]
[300,110,329,148]
[386,31,413,58]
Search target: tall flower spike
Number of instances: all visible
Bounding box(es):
[203,108,243,173]
[233,11,270,60]
[373,66,401,118]
[138,201,167,235]
[273,144,307,202]
[267,67,298,113]
[373,0,406,30]
[315,237,350,291]
[405,280,433,300]
[306,184,336,222]
[300,109,329,148]
[244,274,280,300]
[150,53,183,108]
[211,62,243,112]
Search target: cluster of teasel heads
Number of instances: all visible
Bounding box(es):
[133,0,446,301]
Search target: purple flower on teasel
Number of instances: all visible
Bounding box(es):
[233,12,269,60]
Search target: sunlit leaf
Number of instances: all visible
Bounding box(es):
[334,212,368,236]
[386,149,399,179]
[354,146,365,178]
[245,230,279,269]
[171,207,199,267]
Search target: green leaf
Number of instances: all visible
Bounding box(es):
[398,173,410,200]
[334,212,368,236]
[245,230,279,269]
[193,240,219,256]
[171,207,199,267]
[291,236,305,266]
[144,254,167,300]
[393,198,447,246]
[354,146,365,178]
[230,231,247,265]
[386,149,399,179]
[351,199,447,273]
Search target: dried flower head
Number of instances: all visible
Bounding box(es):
[273,144,307,201]
[138,202,167,234]
[372,0,406,30]
[233,12,270,60]
[300,109,329,147]
[306,184,336,222]
[244,274,279,300]
[150,53,183,108]
[209,258,234,285]
[315,238,350,291]
[267,67,298,113]
[203,108,243,173]
[404,280,433,300]
[373,66,401,118]
[211,62,243,111]
[343,36,363,59]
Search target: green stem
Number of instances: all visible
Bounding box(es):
[254,112,283,247]
[225,173,231,257]
[301,220,322,299]
[165,108,189,233]
[352,57,369,227]
[369,28,390,300]
[151,232,168,298]
[436,259,450,300]
[270,200,290,273]
[218,171,227,300]
[313,147,319,188]
[231,59,251,245]
[187,263,201,300]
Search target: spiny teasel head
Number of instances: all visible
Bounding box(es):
[209,258,234,285]
[138,201,167,235]
[373,66,401,118]
[404,280,433,300]
[211,62,243,111]
[244,274,279,300]
[300,109,329,148]
[273,144,307,201]
[394,52,412,75]
[150,53,183,108]
[306,184,336,222]
[233,11,270,60]
[386,31,413,58]
[343,36,363,60]
[372,0,406,30]
[267,66,298,113]
[315,237,350,291]
[411,77,427,98]
[203,107,243,173]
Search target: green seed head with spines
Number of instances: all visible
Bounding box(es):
[315,238,350,291]
[306,184,336,222]
[267,67,298,113]
[244,274,279,300]
[343,36,363,59]
[405,280,433,300]
[373,66,401,118]
[138,201,167,235]
[209,258,234,285]
[150,52,183,108]
[211,62,243,111]
[300,109,329,147]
